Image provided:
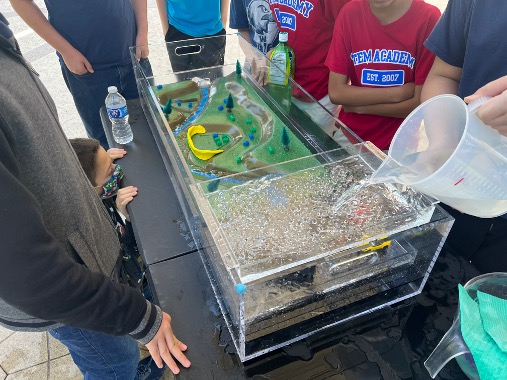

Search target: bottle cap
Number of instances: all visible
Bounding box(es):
[108,86,118,93]
[279,32,288,43]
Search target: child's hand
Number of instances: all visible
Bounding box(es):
[115,186,138,221]
[465,75,507,135]
[343,105,363,114]
[394,82,415,103]
[250,56,269,86]
[107,148,127,160]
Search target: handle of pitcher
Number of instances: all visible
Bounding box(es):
[467,96,507,147]
[466,96,491,114]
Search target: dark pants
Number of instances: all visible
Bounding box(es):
[164,27,226,78]
[49,281,154,379]
[49,326,139,379]
[60,58,152,150]
[441,203,507,273]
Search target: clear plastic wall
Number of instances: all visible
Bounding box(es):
[130,34,454,361]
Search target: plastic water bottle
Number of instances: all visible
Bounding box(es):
[105,86,133,144]
[268,32,295,111]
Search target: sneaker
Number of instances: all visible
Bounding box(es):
[136,356,167,380]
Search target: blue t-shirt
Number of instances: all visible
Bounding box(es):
[229,0,278,54]
[425,0,507,99]
[44,0,136,69]
[425,0,507,219]
[166,0,223,38]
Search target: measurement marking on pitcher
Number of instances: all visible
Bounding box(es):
[454,178,464,186]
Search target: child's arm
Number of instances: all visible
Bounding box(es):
[131,0,149,61]
[106,148,136,220]
[116,186,138,221]
[421,57,462,102]
[221,0,230,29]
[237,28,269,85]
[415,57,463,157]
[155,0,169,36]
[10,0,93,74]
[237,29,251,43]
[329,71,415,107]
[229,0,249,40]
[344,85,423,119]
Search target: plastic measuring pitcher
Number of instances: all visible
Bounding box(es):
[424,272,507,379]
[370,95,507,217]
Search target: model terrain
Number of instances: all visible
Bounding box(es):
[152,70,318,187]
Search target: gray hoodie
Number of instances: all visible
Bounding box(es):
[0,16,161,344]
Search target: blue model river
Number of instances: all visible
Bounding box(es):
[173,87,209,137]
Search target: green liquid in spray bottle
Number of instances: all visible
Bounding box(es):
[268,32,295,112]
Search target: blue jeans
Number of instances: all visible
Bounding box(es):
[60,58,152,149]
[49,325,140,379]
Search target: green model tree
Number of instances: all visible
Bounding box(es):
[281,126,290,150]
[236,60,242,77]
[226,93,234,112]
[163,98,172,114]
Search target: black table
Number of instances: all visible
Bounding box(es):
[101,100,479,379]
[101,101,197,265]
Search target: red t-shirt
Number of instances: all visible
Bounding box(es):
[325,0,440,150]
[269,0,351,100]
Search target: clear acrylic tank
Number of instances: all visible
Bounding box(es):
[130,35,454,361]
